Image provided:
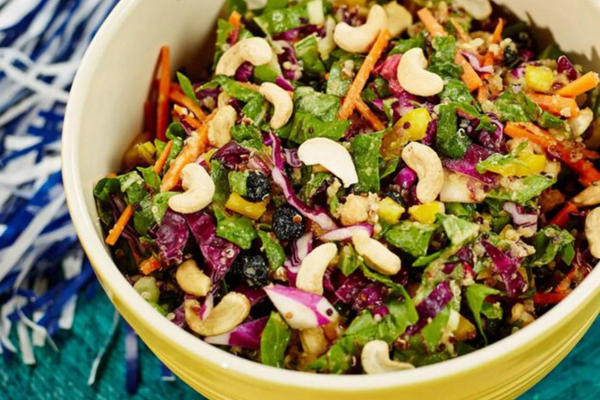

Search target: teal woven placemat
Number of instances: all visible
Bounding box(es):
[2,282,599,399]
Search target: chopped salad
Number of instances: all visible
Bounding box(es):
[94,0,600,374]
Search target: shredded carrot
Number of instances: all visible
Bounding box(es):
[525,92,580,118]
[107,173,117,178]
[155,140,173,173]
[156,46,171,141]
[355,98,386,131]
[532,292,567,305]
[169,90,207,122]
[450,18,469,42]
[170,82,182,93]
[504,122,600,186]
[140,256,161,275]
[105,141,173,247]
[183,114,202,130]
[455,53,483,91]
[105,205,134,246]
[338,29,391,121]
[548,202,577,228]
[229,10,242,28]
[161,112,215,192]
[417,8,447,37]
[484,19,504,67]
[555,71,600,98]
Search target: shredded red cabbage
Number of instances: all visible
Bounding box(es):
[318,223,374,242]
[406,281,453,335]
[234,61,254,82]
[460,51,494,74]
[394,166,418,189]
[503,202,538,227]
[481,240,527,297]
[211,141,250,169]
[557,55,579,81]
[444,144,499,185]
[185,212,240,286]
[205,317,268,349]
[156,209,189,265]
[268,131,338,231]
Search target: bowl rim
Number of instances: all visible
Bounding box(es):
[63,0,600,391]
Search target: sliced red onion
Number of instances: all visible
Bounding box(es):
[394,167,417,189]
[502,202,538,227]
[275,75,295,91]
[557,55,579,81]
[283,148,302,168]
[264,285,339,329]
[291,232,314,265]
[268,131,338,231]
[199,293,214,321]
[481,240,527,297]
[460,51,494,74]
[318,223,373,242]
[406,281,453,335]
[204,317,268,349]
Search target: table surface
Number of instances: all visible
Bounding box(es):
[2,282,599,400]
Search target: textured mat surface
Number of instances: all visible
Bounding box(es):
[1,283,599,399]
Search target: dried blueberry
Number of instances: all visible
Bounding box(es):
[273,204,306,241]
[245,171,270,202]
[240,254,268,288]
[503,43,519,68]
[383,190,405,206]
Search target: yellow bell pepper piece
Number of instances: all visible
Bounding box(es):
[378,197,405,224]
[485,153,547,177]
[525,65,554,93]
[225,193,269,220]
[204,149,217,165]
[398,108,432,141]
[454,314,477,342]
[408,202,445,224]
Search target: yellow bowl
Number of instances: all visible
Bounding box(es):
[63,0,600,399]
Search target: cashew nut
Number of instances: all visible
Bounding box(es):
[572,182,600,207]
[440,170,486,203]
[217,91,232,108]
[299,328,328,357]
[352,229,401,276]
[585,207,600,258]
[455,0,493,21]
[361,340,414,374]
[383,2,413,38]
[297,138,358,188]
[402,142,444,204]
[569,108,594,137]
[397,48,444,97]
[208,105,237,148]
[176,260,211,297]
[168,163,215,214]
[333,5,387,54]
[259,82,293,129]
[185,292,250,336]
[216,37,273,76]
[296,243,337,295]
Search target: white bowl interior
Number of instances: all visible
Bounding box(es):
[63,0,600,392]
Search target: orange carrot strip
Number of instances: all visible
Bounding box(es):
[156,46,171,141]
[154,140,173,173]
[525,92,580,118]
[183,114,202,130]
[140,256,161,275]
[532,292,567,305]
[355,98,386,131]
[161,112,215,192]
[455,53,483,92]
[105,141,173,246]
[170,82,182,93]
[555,71,600,98]
[105,205,134,246]
[417,8,447,37]
[548,202,577,228]
[229,10,242,28]
[338,29,391,121]
[450,18,469,42]
[484,19,503,67]
[169,90,207,122]
[106,173,117,179]
[505,122,600,186]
